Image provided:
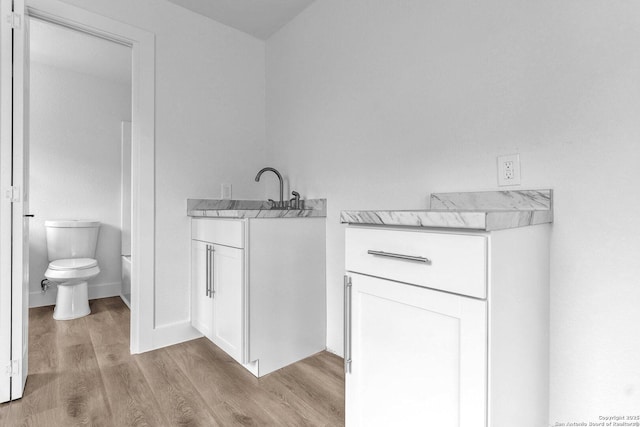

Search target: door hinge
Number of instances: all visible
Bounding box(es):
[5,360,19,378]
[6,12,22,29]
[5,186,20,202]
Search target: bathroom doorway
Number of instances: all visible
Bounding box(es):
[21,0,155,355]
[23,1,157,357]
[28,17,133,312]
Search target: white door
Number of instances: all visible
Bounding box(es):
[191,240,214,339]
[345,273,488,427]
[0,0,28,402]
[211,244,244,364]
[0,0,13,404]
[11,0,28,400]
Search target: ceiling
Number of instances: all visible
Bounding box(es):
[167,0,315,39]
[29,18,131,85]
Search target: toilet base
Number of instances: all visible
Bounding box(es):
[53,281,91,320]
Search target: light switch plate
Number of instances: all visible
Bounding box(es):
[497,154,521,186]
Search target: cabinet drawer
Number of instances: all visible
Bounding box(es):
[345,227,487,298]
[192,218,244,248]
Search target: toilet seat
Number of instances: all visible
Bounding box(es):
[45,258,100,282]
[49,258,97,271]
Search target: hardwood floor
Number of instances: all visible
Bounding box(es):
[0,297,345,426]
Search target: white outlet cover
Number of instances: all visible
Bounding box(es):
[221,183,232,199]
[497,154,521,186]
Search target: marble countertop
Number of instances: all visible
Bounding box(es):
[340,190,553,231]
[187,198,326,219]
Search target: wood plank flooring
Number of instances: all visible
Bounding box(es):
[0,297,345,426]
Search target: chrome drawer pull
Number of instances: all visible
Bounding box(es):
[367,250,431,264]
[209,245,215,298]
[205,245,211,297]
[344,275,352,374]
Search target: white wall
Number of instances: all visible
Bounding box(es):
[57,0,266,327]
[29,61,130,306]
[266,0,640,421]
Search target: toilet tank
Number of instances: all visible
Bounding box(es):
[44,220,100,261]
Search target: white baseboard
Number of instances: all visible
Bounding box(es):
[29,281,122,308]
[89,281,122,300]
[119,293,131,309]
[151,320,202,351]
[325,346,342,358]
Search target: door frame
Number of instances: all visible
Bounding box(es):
[23,0,156,353]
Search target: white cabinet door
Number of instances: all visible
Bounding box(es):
[191,238,245,365]
[345,273,487,427]
[191,240,213,339]
[211,244,244,364]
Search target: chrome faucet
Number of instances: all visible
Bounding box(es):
[255,167,284,208]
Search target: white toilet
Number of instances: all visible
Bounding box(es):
[44,220,101,320]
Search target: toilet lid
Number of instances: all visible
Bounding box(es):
[49,258,98,271]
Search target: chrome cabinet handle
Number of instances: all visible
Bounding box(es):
[344,275,352,374]
[209,245,215,298]
[205,245,211,297]
[367,250,431,264]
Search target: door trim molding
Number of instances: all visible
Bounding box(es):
[26,0,156,353]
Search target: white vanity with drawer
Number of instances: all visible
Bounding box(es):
[341,190,553,427]
[188,199,327,377]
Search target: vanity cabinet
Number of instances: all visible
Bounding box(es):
[344,224,550,427]
[191,217,325,377]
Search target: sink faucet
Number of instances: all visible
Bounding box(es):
[255,167,284,208]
